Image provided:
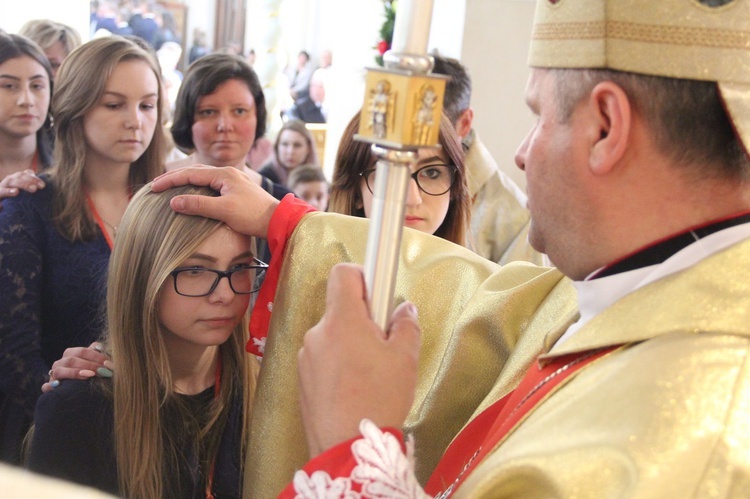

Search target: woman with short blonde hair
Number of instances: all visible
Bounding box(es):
[18,19,81,80]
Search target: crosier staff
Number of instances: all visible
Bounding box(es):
[355,0,447,329]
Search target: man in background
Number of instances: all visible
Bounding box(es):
[433,55,544,265]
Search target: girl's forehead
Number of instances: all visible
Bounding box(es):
[417,147,449,163]
[280,129,305,140]
[191,225,253,256]
[0,55,48,76]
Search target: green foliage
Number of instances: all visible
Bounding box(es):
[375,0,396,66]
[379,1,395,42]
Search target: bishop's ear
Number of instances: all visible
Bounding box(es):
[588,81,631,175]
[454,108,474,139]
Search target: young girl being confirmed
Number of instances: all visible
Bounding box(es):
[27,183,264,498]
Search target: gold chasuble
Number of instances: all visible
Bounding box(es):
[456,237,750,497]
[243,212,577,498]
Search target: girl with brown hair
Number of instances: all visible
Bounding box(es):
[329,110,470,245]
[259,119,319,186]
[0,36,165,464]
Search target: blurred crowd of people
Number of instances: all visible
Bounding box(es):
[281,48,331,124]
[90,0,180,50]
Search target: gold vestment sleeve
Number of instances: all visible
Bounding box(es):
[243,212,577,498]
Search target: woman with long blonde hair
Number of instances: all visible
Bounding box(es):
[0,36,165,464]
[27,183,260,497]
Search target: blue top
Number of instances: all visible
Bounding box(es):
[0,177,111,464]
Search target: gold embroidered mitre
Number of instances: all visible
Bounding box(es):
[529,0,750,152]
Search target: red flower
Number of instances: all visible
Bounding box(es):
[377,40,390,55]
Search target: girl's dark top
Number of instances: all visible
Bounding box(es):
[0,177,110,464]
[258,163,283,187]
[0,173,287,465]
[258,175,293,262]
[27,379,244,498]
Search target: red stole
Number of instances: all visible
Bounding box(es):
[425,346,619,496]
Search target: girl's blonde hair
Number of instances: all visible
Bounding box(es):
[105,183,255,498]
[50,36,166,241]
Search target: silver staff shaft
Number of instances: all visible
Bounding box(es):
[363,146,418,329]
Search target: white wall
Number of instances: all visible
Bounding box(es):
[0,0,90,42]
[246,0,385,177]
[183,0,218,58]
[428,0,465,58]
[461,0,536,191]
[244,0,470,177]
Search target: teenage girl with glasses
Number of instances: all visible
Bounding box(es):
[328,109,471,246]
[27,184,263,498]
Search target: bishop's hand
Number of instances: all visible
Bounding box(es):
[151,165,279,239]
[297,263,421,457]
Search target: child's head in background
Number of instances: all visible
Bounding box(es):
[288,164,329,211]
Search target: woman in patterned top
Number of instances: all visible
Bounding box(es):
[0,36,166,464]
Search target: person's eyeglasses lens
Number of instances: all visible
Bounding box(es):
[174,266,267,296]
[365,164,454,196]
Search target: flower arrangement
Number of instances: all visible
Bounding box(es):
[375,0,396,66]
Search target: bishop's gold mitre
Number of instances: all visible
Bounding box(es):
[528,0,750,153]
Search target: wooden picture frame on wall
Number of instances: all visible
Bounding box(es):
[214,0,246,55]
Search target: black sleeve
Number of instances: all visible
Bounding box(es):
[26,380,119,496]
[260,175,295,200]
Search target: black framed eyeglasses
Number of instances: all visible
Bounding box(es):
[359,163,457,196]
[169,258,269,297]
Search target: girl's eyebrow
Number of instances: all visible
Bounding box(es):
[184,252,217,263]
[0,74,47,81]
[417,155,447,165]
[231,250,255,262]
[184,250,255,264]
[101,90,159,100]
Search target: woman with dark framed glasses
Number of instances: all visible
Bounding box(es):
[27,184,261,498]
[170,258,268,297]
[328,109,470,245]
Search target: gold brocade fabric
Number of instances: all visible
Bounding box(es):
[243,212,576,498]
[455,238,750,498]
[528,0,750,165]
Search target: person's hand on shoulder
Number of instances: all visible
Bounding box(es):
[42,342,114,393]
[0,170,45,210]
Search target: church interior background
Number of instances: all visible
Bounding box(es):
[2,0,536,191]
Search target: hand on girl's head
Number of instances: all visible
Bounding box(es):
[152,165,280,239]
